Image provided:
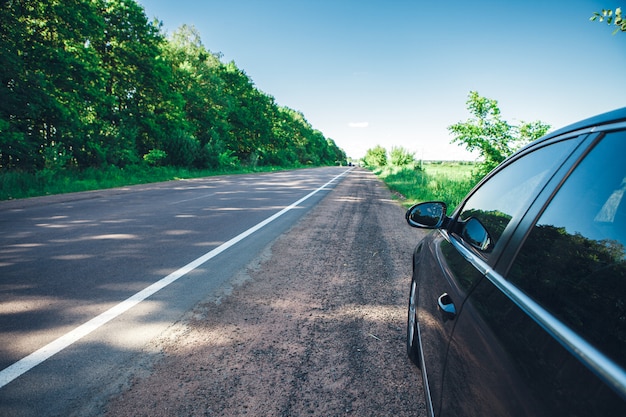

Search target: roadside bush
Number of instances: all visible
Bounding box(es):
[218,150,240,169]
[143,149,168,166]
[363,145,388,167]
[163,131,201,167]
[390,146,416,167]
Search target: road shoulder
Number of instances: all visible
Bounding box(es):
[104,168,427,416]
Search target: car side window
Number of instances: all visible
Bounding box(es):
[508,130,626,369]
[455,139,575,256]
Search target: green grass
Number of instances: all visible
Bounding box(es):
[0,164,294,201]
[375,161,478,212]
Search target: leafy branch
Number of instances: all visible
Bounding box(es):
[590,8,626,34]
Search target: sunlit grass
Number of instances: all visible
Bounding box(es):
[375,161,478,212]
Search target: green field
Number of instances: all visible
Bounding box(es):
[422,161,474,180]
[375,161,478,212]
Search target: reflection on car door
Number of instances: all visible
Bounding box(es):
[448,268,625,416]
[416,231,482,416]
[440,131,626,416]
[442,273,548,416]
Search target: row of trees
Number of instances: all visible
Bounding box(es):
[0,0,346,172]
[362,145,417,169]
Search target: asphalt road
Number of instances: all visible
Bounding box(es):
[0,166,352,417]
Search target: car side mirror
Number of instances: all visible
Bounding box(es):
[461,217,493,252]
[406,201,448,229]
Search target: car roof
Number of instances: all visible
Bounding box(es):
[549,107,626,137]
[517,107,626,154]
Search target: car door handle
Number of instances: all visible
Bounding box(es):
[438,293,457,320]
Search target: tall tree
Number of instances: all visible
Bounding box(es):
[95,0,189,166]
[325,138,345,165]
[1,0,38,169]
[220,63,274,163]
[448,91,550,177]
[165,25,229,167]
[268,107,301,166]
[1,0,105,170]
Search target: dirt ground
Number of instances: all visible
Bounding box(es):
[103,168,428,417]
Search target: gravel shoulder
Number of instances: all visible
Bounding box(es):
[103,168,427,417]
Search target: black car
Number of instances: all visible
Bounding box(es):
[405,107,626,417]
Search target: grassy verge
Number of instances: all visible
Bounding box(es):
[2,161,479,210]
[0,164,295,201]
[374,161,478,212]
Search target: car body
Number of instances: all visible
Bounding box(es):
[405,107,626,416]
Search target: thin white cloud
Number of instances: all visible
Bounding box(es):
[348,122,369,128]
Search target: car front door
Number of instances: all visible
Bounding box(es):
[445,129,626,416]
[434,136,582,416]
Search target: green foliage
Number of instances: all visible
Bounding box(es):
[390,146,417,167]
[218,150,240,169]
[448,91,550,178]
[0,1,345,181]
[143,149,167,166]
[591,8,626,34]
[42,141,73,171]
[162,131,201,167]
[365,145,417,168]
[363,145,388,168]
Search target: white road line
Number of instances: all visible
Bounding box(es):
[0,169,352,388]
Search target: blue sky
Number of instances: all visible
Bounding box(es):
[138,0,626,160]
